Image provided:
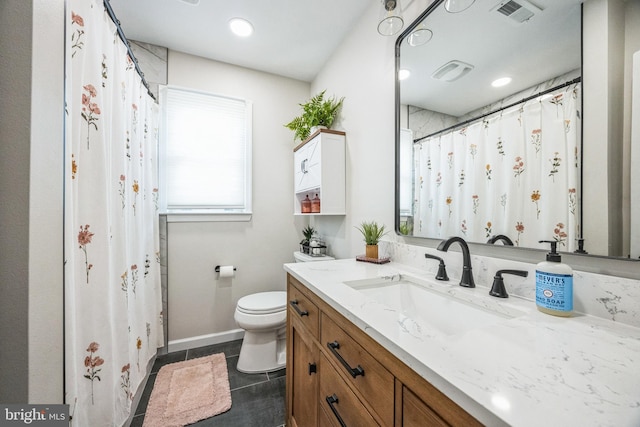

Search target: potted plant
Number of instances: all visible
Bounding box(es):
[285,90,344,142]
[356,221,388,259]
[300,225,316,254]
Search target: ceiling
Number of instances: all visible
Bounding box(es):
[108,0,372,82]
[400,0,583,116]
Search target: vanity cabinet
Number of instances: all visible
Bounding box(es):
[293,129,345,215]
[287,282,320,427]
[286,274,482,427]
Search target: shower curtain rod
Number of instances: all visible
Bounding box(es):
[103,0,156,101]
[415,77,582,143]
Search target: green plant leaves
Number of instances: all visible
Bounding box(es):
[356,221,387,245]
[285,90,344,141]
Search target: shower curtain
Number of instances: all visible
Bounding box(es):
[413,84,581,251]
[65,0,163,425]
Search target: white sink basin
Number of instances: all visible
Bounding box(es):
[344,274,525,337]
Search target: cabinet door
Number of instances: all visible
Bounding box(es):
[288,314,319,427]
[294,138,321,192]
[402,386,448,427]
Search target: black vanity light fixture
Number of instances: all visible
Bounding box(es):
[377,0,404,36]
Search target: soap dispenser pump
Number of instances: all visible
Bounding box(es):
[535,240,573,317]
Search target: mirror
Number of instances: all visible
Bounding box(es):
[396,0,640,259]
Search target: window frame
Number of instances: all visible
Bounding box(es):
[159,85,253,222]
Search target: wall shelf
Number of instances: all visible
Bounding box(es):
[293,130,346,215]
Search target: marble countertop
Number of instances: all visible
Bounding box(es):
[283,258,640,427]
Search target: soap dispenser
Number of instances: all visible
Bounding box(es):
[311,193,321,213]
[301,195,311,213]
[535,240,573,317]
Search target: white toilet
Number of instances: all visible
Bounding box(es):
[234,251,334,373]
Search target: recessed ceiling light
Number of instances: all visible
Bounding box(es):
[229,18,253,37]
[491,77,512,87]
[398,69,411,80]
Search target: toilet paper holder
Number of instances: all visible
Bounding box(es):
[215,265,237,273]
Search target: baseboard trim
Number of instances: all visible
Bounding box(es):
[167,329,245,353]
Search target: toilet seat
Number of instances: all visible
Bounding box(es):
[236,291,286,315]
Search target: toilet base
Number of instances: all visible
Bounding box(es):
[236,327,286,373]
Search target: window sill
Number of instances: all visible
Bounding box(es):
[161,211,252,223]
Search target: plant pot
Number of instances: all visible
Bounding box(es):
[365,244,378,259]
[300,243,311,254]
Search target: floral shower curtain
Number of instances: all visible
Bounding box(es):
[413,84,581,251]
[65,0,163,425]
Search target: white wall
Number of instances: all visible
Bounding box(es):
[583,0,626,256]
[161,0,435,346]
[0,0,32,402]
[166,51,310,345]
[29,0,65,403]
[310,0,434,258]
[623,1,640,257]
[0,0,64,403]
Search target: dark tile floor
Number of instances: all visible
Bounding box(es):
[130,340,286,427]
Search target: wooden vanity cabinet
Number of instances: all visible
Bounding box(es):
[286,280,320,427]
[286,274,483,427]
[402,386,448,427]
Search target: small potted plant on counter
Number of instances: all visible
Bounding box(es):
[300,225,316,255]
[356,221,388,259]
[285,90,344,142]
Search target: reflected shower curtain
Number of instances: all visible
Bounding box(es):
[65,0,163,425]
[414,85,581,251]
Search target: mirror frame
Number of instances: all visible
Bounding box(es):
[394,0,640,280]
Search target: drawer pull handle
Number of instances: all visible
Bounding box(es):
[308,362,317,375]
[327,341,365,378]
[326,394,347,427]
[289,300,309,317]
[301,158,308,174]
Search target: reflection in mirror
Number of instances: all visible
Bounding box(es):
[396,0,640,259]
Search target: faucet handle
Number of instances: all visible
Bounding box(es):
[489,269,528,298]
[424,253,449,281]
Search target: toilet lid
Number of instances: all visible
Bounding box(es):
[237,291,287,314]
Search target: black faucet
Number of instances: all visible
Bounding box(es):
[489,269,529,298]
[487,234,514,245]
[424,253,449,281]
[437,236,475,288]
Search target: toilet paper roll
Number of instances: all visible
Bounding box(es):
[218,265,235,278]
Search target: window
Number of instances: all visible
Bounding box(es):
[160,86,252,220]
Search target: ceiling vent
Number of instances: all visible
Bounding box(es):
[492,0,542,24]
[431,60,474,82]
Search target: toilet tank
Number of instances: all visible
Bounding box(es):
[293,251,335,263]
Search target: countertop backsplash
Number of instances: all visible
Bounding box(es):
[383,240,640,329]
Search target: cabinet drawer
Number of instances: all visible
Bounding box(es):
[321,313,394,426]
[320,353,380,427]
[288,279,320,339]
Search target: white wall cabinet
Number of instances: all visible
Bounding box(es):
[293,129,346,215]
